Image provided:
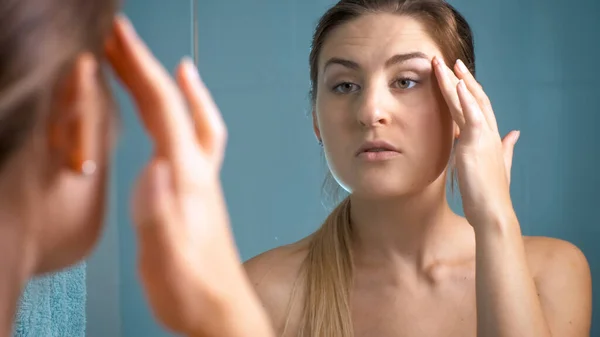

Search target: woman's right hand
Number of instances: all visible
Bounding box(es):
[105,15,273,337]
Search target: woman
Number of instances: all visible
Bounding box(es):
[0,1,273,336]
[244,1,592,336]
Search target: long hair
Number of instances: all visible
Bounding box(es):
[295,1,476,336]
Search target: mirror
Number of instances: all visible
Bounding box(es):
[77,1,599,336]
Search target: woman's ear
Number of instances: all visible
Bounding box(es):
[312,109,322,144]
[48,53,102,175]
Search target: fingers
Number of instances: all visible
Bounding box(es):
[453,59,498,132]
[176,59,227,164]
[433,56,465,129]
[456,79,485,131]
[105,15,197,164]
[501,130,520,184]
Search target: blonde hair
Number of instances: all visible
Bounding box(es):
[295,1,476,336]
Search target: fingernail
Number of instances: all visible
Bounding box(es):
[514,130,521,142]
[116,14,135,35]
[116,13,130,25]
[183,57,200,80]
[456,59,468,73]
[435,57,447,76]
[457,79,466,90]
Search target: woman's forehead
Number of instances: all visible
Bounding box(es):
[319,13,441,68]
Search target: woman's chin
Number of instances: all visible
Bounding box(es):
[347,177,417,200]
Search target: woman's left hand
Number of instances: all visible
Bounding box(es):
[433,56,520,228]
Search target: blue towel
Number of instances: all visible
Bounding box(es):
[13,262,86,337]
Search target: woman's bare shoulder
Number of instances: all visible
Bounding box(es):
[523,236,592,335]
[243,237,311,331]
[244,237,310,287]
[523,236,589,278]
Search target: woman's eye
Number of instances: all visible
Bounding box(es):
[332,82,360,94]
[393,78,417,89]
[331,79,417,94]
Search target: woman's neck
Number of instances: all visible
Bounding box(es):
[0,152,44,337]
[350,183,474,274]
[0,218,34,337]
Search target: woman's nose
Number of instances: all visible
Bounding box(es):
[355,86,392,128]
